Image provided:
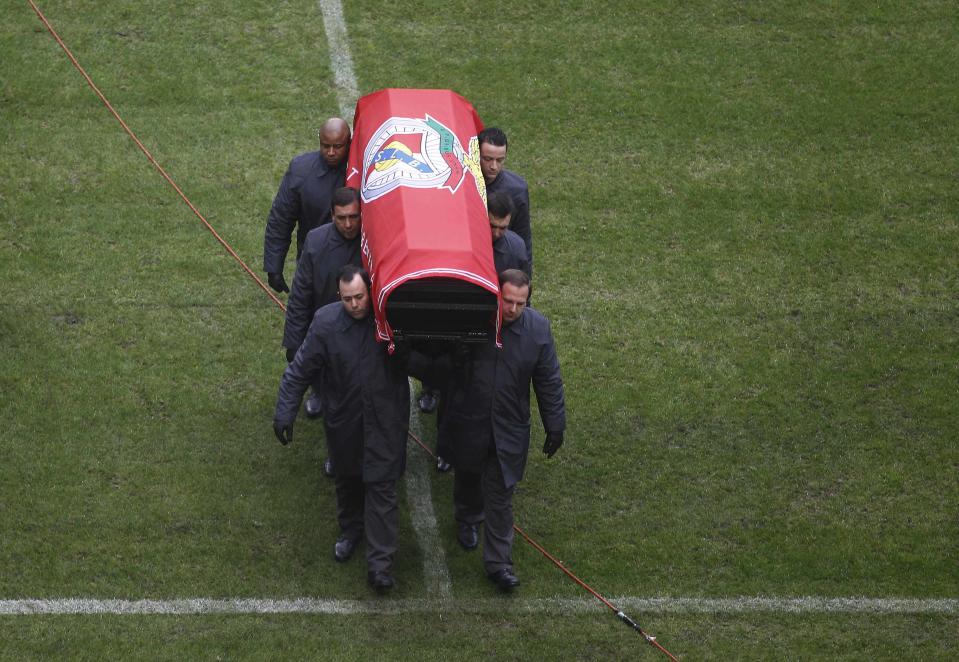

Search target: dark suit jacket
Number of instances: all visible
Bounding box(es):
[493,229,530,278]
[275,304,409,481]
[282,223,361,351]
[487,169,532,266]
[411,307,565,488]
[263,151,345,274]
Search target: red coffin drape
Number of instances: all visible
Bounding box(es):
[346,88,500,344]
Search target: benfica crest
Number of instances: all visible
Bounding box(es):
[359,115,483,203]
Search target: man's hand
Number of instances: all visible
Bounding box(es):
[274,421,294,445]
[267,272,290,294]
[286,347,297,363]
[543,431,563,458]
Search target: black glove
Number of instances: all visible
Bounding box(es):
[286,347,297,363]
[267,272,290,294]
[543,430,563,458]
[274,421,293,445]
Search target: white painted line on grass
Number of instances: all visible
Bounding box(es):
[404,383,453,598]
[2,597,955,616]
[316,0,453,597]
[318,0,359,120]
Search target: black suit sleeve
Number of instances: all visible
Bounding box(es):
[274,315,327,426]
[263,160,300,275]
[511,187,532,266]
[514,236,531,279]
[532,321,566,433]
[282,243,316,351]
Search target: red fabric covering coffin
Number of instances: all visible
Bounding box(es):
[346,88,500,344]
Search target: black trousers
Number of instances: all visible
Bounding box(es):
[334,475,399,574]
[452,450,516,575]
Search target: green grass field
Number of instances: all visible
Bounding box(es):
[2,1,957,659]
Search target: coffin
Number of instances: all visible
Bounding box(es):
[346,88,500,343]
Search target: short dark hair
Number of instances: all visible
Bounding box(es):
[499,268,529,291]
[477,127,508,150]
[338,264,370,290]
[331,186,361,211]
[487,190,515,220]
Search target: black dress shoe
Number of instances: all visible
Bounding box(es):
[323,457,334,478]
[367,571,394,591]
[417,390,438,413]
[456,522,478,550]
[305,392,323,418]
[334,536,358,563]
[487,568,520,591]
[436,455,451,473]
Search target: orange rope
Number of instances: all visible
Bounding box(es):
[513,524,678,660]
[28,0,286,313]
[405,432,678,660]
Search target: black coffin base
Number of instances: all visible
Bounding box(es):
[386,277,497,343]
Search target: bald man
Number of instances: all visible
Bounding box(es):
[264,118,352,294]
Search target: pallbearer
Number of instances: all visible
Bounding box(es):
[411,269,566,590]
[273,266,410,591]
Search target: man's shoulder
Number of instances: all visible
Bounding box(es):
[522,307,554,338]
[303,222,336,247]
[496,230,526,260]
[503,229,525,251]
[312,300,344,326]
[505,307,551,339]
[525,305,549,324]
[502,168,528,187]
[491,169,529,194]
[288,151,324,175]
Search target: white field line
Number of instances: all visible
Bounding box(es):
[405,383,453,598]
[318,0,359,120]
[1,597,955,616]
[316,0,453,598]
